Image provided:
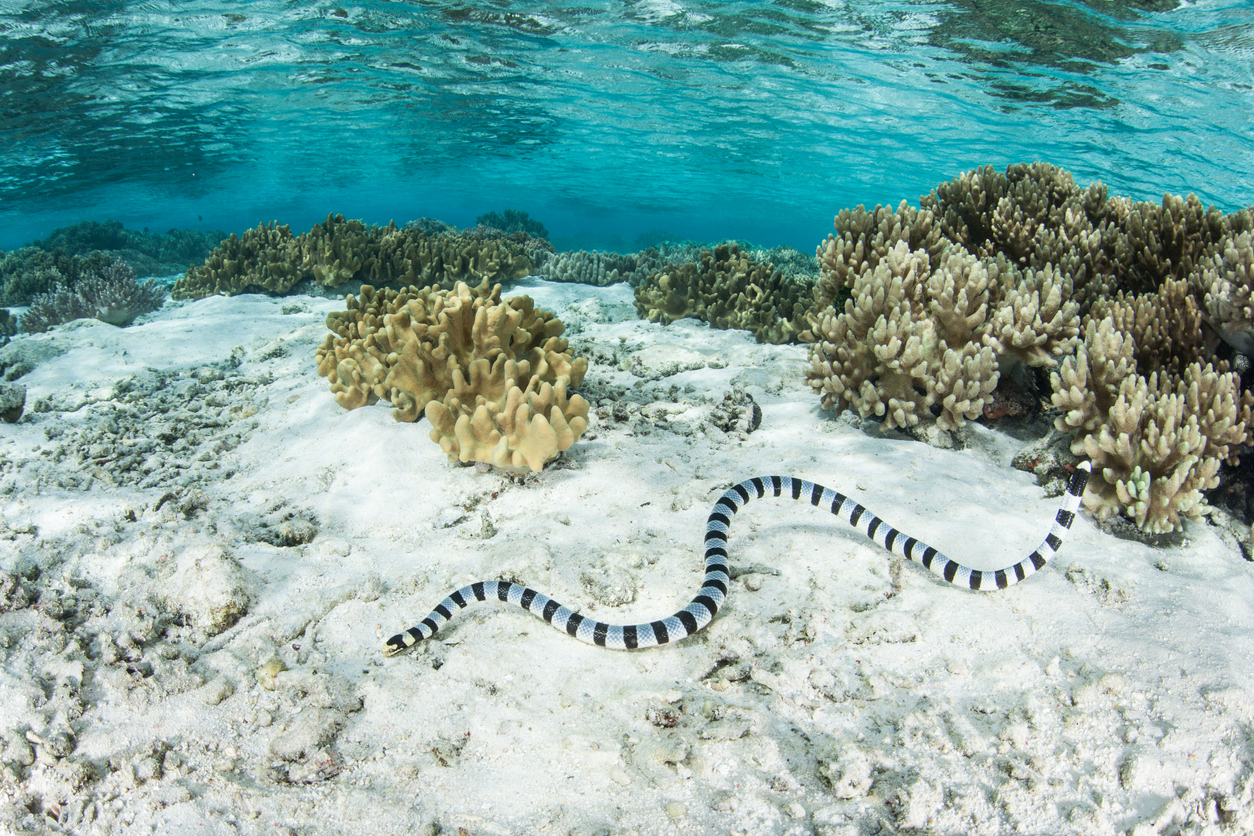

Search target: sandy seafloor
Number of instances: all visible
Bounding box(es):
[1,278,1254,836]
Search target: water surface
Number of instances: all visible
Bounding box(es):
[1,0,1250,250]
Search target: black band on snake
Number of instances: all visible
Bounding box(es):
[383,462,1091,656]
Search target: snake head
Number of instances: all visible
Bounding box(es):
[382,633,414,656]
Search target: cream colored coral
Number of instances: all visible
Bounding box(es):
[983,264,1080,367]
[1202,231,1254,355]
[426,379,590,473]
[1091,278,1204,373]
[815,200,945,311]
[315,279,589,472]
[1052,311,1252,533]
[804,238,1075,432]
[806,242,935,429]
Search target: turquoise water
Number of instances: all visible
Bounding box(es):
[1,0,1251,252]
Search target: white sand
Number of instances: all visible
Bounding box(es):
[1,279,1253,836]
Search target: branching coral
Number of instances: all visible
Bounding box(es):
[806,162,1254,531]
[173,222,303,298]
[922,163,1103,262]
[1052,299,1252,533]
[0,248,115,307]
[803,238,1079,431]
[634,243,816,345]
[1109,193,1237,295]
[814,200,948,312]
[1201,231,1254,355]
[20,259,166,333]
[315,280,589,473]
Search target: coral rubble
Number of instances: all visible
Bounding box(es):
[315,279,589,473]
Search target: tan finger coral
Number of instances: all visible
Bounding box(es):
[1109,193,1233,295]
[172,221,304,299]
[315,280,589,473]
[1202,230,1254,355]
[814,200,947,311]
[922,162,1099,262]
[804,238,1077,433]
[1052,294,1253,533]
[983,264,1081,368]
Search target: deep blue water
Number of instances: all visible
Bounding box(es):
[1,0,1251,253]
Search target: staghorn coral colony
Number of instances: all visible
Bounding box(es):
[803,162,1254,533]
[315,279,589,473]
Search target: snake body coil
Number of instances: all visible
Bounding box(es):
[384,463,1091,656]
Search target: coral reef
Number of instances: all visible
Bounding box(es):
[634,242,817,345]
[20,259,166,333]
[1052,295,1252,533]
[804,162,1254,532]
[0,249,114,307]
[31,220,226,276]
[315,280,589,473]
[813,200,949,312]
[0,222,223,307]
[919,163,1251,311]
[172,215,536,300]
[749,244,819,283]
[803,239,1079,431]
[405,217,458,236]
[173,221,304,298]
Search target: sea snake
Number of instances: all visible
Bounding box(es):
[383,462,1091,656]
